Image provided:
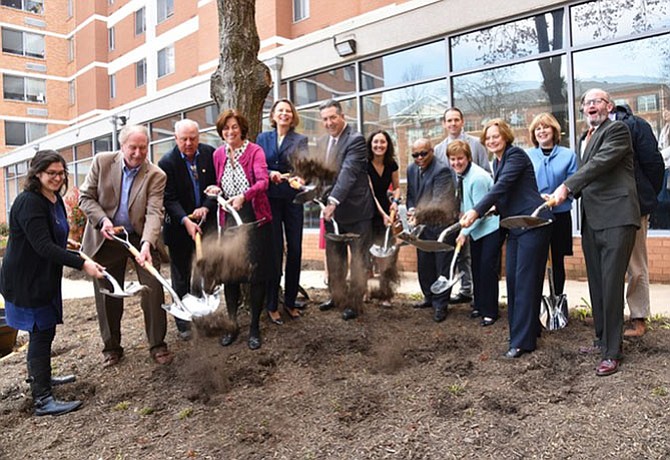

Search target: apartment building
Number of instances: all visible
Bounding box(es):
[1,0,669,279]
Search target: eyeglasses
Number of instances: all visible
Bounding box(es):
[44,170,66,178]
[411,150,430,159]
[582,98,609,107]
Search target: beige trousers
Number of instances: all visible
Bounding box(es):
[625,214,650,319]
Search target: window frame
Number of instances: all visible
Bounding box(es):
[135,7,146,36]
[157,0,174,24]
[157,45,175,78]
[1,28,45,59]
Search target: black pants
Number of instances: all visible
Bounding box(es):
[28,326,56,399]
[167,237,195,333]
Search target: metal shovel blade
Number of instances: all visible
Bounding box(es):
[397,232,453,252]
[500,215,551,230]
[430,272,464,295]
[181,291,221,318]
[540,294,568,330]
[292,186,318,204]
[326,232,360,243]
[99,280,145,299]
[369,243,396,258]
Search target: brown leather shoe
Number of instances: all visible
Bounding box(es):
[623,318,646,338]
[102,351,122,368]
[151,348,174,365]
[595,359,620,376]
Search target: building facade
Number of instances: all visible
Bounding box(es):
[1,0,670,278]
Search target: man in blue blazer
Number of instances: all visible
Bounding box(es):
[406,138,458,322]
[318,99,374,321]
[158,119,217,340]
[553,88,640,376]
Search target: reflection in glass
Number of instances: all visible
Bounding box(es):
[200,130,222,148]
[451,10,565,72]
[75,159,91,188]
[151,115,181,141]
[360,41,446,91]
[290,64,356,106]
[571,0,670,46]
[75,141,93,161]
[573,33,670,229]
[185,104,219,128]
[151,138,176,163]
[362,80,448,183]
[453,56,569,150]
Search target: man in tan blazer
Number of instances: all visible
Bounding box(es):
[79,124,172,367]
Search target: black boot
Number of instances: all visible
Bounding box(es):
[28,357,82,416]
[51,375,76,386]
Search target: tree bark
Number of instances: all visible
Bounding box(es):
[211,0,272,141]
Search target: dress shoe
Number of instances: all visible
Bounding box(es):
[412,300,432,309]
[178,329,193,341]
[293,300,307,310]
[449,293,473,305]
[284,306,301,319]
[102,351,122,368]
[342,308,358,320]
[433,306,447,323]
[34,395,82,416]
[595,358,620,376]
[503,348,526,359]
[151,348,174,365]
[480,317,496,327]
[267,311,284,325]
[623,318,646,338]
[247,335,261,350]
[469,309,482,319]
[220,333,238,347]
[51,375,76,386]
[319,299,336,311]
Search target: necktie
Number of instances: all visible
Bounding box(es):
[457,174,464,204]
[582,127,594,159]
[326,136,337,164]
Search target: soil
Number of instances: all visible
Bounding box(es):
[1,281,670,459]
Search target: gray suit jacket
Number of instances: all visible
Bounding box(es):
[79,151,167,257]
[318,124,374,225]
[434,133,491,174]
[564,118,640,231]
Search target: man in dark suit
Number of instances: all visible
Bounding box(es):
[158,119,217,340]
[80,125,172,367]
[318,99,374,320]
[406,138,457,322]
[553,88,640,376]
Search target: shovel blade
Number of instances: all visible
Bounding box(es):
[181,292,221,318]
[540,294,568,330]
[500,215,551,230]
[369,244,396,258]
[326,232,360,243]
[162,303,193,322]
[430,272,463,295]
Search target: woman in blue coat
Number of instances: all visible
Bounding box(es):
[256,99,308,325]
[527,113,577,296]
[460,119,551,358]
[0,150,104,415]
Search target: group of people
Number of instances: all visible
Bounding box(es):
[0,87,663,417]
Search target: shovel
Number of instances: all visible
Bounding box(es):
[109,227,215,321]
[182,214,221,315]
[369,208,398,258]
[500,198,556,230]
[539,247,568,330]
[395,205,453,253]
[78,251,145,298]
[430,240,464,295]
[314,199,360,243]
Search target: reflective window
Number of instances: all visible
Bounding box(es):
[293,0,308,22]
[136,58,146,87]
[157,45,175,78]
[1,28,45,58]
[290,65,356,105]
[151,138,176,163]
[361,41,447,90]
[74,141,92,160]
[135,7,146,35]
[75,159,91,188]
[157,0,174,23]
[3,74,46,102]
[94,136,112,153]
[4,121,46,145]
[362,80,449,181]
[571,0,670,46]
[453,56,569,149]
[572,33,670,229]
[151,114,180,141]
[185,104,219,129]
[451,10,565,72]
[58,147,74,163]
[1,0,43,14]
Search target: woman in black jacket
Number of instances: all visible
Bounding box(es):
[0,150,104,416]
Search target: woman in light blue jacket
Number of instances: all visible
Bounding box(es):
[447,140,503,326]
[527,113,577,296]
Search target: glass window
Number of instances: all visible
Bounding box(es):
[293,0,309,22]
[453,56,569,149]
[74,141,92,160]
[136,58,146,87]
[2,75,23,101]
[1,0,43,14]
[361,41,447,91]
[571,0,670,46]
[2,28,45,58]
[108,26,115,51]
[157,45,175,78]
[185,104,219,129]
[151,138,176,163]
[452,10,565,72]
[362,80,448,182]
[5,121,46,146]
[1,0,22,9]
[151,114,181,141]
[68,80,75,105]
[67,37,74,61]
[637,94,658,112]
[291,64,356,106]
[75,159,91,188]
[67,0,72,17]
[109,74,116,99]
[24,30,45,58]
[94,135,112,153]
[135,7,146,35]
[157,0,174,23]
[58,147,74,163]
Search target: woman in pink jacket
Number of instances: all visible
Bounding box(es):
[206,109,272,350]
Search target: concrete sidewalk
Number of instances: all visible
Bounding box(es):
[61,270,670,317]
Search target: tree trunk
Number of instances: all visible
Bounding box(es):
[211,0,272,141]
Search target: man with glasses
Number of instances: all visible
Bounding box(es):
[434,107,491,311]
[158,119,217,340]
[318,99,374,321]
[407,138,457,322]
[80,124,173,367]
[552,88,640,376]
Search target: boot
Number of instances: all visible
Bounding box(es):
[52,375,76,386]
[623,318,646,338]
[29,356,82,416]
